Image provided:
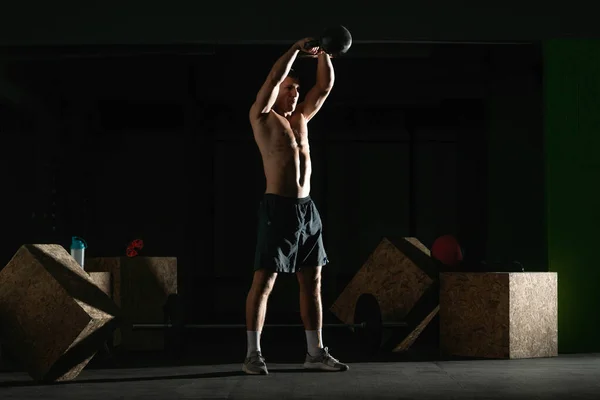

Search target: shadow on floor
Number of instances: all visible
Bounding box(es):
[0,370,246,387]
[0,365,333,388]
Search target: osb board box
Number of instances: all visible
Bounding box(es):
[88,272,111,298]
[85,257,177,351]
[0,244,119,382]
[440,272,557,359]
[330,237,436,325]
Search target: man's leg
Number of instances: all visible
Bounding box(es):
[243,268,277,375]
[297,266,349,371]
[295,199,348,371]
[246,268,277,337]
[296,266,323,354]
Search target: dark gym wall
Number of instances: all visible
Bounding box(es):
[544,39,600,354]
[0,2,594,45]
[485,45,546,270]
[0,43,544,326]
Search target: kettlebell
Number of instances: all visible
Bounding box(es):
[305,25,353,56]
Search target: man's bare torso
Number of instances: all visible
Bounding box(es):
[252,110,311,198]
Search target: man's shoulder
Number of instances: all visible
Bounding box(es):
[251,108,292,128]
[249,105,273,125]
[250,112,276,139]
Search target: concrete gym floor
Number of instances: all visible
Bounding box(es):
[1,328,599,399]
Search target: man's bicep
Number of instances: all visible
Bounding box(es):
[251,78,280,118]
[299,87,331,122]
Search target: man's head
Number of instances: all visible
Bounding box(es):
[274,69,300,116]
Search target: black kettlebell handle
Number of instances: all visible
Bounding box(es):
[304,39,321,50]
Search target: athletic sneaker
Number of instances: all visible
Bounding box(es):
[303,347,349,371]
[242,350,268,375]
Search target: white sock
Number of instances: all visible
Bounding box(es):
[246,331,261,357]
[305,330,323,357]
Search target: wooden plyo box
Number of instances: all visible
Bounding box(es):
[88,272,111,297]
[0,244,120,382]
[330,237,436,326]
[440,272,558,359]
[85,257,177,351]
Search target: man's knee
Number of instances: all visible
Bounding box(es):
[252,269,278,297]
[297,266,322,294]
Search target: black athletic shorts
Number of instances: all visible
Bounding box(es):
[253,194,329,273]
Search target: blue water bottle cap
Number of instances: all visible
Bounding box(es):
[71,236,87,250]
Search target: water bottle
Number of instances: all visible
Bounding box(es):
[70,236,87,269]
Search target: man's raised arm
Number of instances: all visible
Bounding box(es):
[298,52,334,122]
[249,38,316,120]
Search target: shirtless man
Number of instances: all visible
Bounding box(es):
[243,38,349,375]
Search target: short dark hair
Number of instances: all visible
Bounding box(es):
[287,68,300,82]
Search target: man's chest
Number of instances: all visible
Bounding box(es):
[270,117,308,146]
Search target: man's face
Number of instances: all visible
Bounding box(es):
[275,76,300,114]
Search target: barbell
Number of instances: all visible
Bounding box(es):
[133,320,407,358]
[142,293,407,358]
